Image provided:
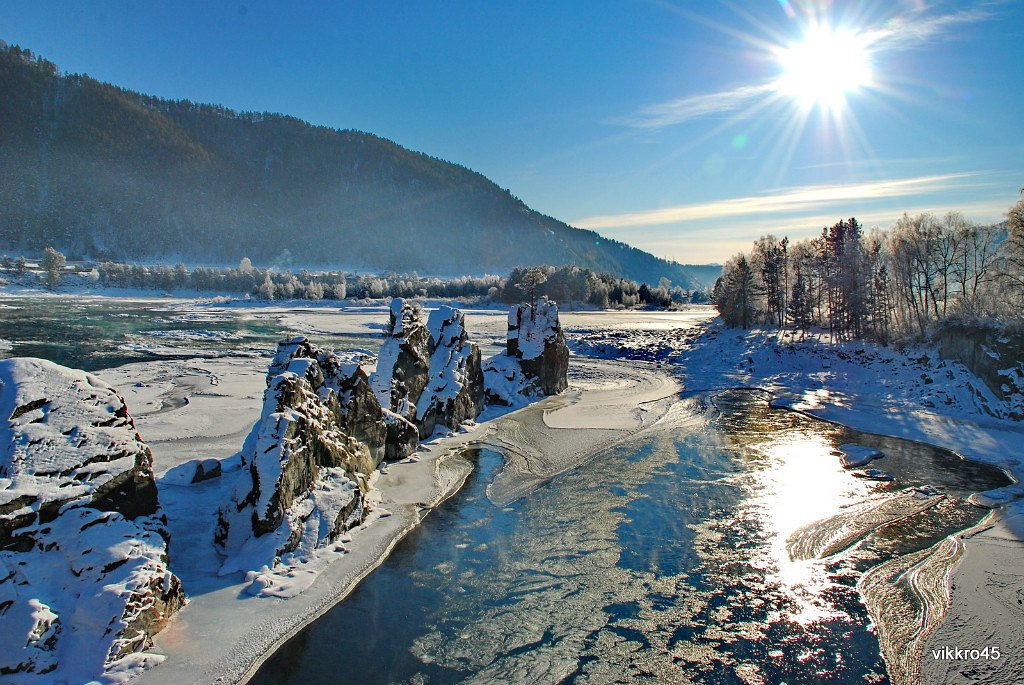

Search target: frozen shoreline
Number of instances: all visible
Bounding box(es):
[104,354,491,685]
[41,305,1023,684]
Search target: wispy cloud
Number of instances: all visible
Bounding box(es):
[573,173,979,229]
[871,7,991,49]
[622,83,776,129]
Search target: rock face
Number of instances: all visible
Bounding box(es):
[216,339,392,574]
[934,320,1024,419]
[373,299,485,438]
[505,298,570,395]
[372,299,433,445]
[417,306,486,436]
[0,358,184,682]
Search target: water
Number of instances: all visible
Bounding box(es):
[0,296,381,370]
[250,390,1009,685]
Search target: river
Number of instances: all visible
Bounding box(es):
[250,389,1009,685]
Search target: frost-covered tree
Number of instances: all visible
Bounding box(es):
[787,269,811,337]
[41,246,65,290]
[714,254,757,328]
[1000,189,1024,301]
[257,272,275,300]
[517,267,548,318]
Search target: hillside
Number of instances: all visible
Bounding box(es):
[0,43,710,287]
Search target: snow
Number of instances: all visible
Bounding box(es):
[0,358,181,685]
[838,443,885,468]
[0,358,138,511]
[416,306,474,420]
[572,318,1024,685]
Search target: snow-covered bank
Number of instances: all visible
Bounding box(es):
[104,345,674,685]
[574,320,1023,685]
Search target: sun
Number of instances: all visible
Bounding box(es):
[775,24,873,112]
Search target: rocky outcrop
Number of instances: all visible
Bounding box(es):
[934,320,1024,419]
[372,299,485,437]
[505,298,570,395]
[372,299,431,420]
[0,358,184,682]
[216,339,391,574]
[417,306,486,435]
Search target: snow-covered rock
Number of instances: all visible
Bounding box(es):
[215,339,384,575]
[492,298,569,397]
[371,299,432,438]
[838,444,885,469]
[0,358,184,684]
[416,306,485,436]
[372,299,485,437]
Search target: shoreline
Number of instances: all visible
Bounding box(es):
[669,325,1024,685]
[122,353,683,685]
[20,305,1021,685]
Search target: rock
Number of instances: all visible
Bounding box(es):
[372,299,484,439]
[505,298,569,395]
[0,358,184,682]
[371,299,431,421]
[191,458,222,483]
[416,306,486,436]
[215,340,382,573]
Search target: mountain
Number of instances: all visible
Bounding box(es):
[0,43,711,288]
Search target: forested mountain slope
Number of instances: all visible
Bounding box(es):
[0,43,706,286]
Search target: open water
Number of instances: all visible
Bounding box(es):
[251,390,1009,685]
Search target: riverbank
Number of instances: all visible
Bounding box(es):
[574,322,1024,685]
[109,341,688,685]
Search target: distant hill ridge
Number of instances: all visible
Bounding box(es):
[0,42,715,287]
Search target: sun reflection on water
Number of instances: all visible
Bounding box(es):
[745,430,871,624]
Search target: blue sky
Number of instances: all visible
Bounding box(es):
[2,0,1021,263]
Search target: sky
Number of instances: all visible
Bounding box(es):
[1,0,1022,263]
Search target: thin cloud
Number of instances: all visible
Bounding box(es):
[623,83,775,129]
[871,7,991,49]
[574,173,979,229]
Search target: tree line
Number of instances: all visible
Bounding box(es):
[502,265,708,308]
[2,250,710,309]
[712,193,1024,341]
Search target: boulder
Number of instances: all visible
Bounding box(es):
[190,458,222,483]
[0,358,184,682]
[505,298,569,395]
